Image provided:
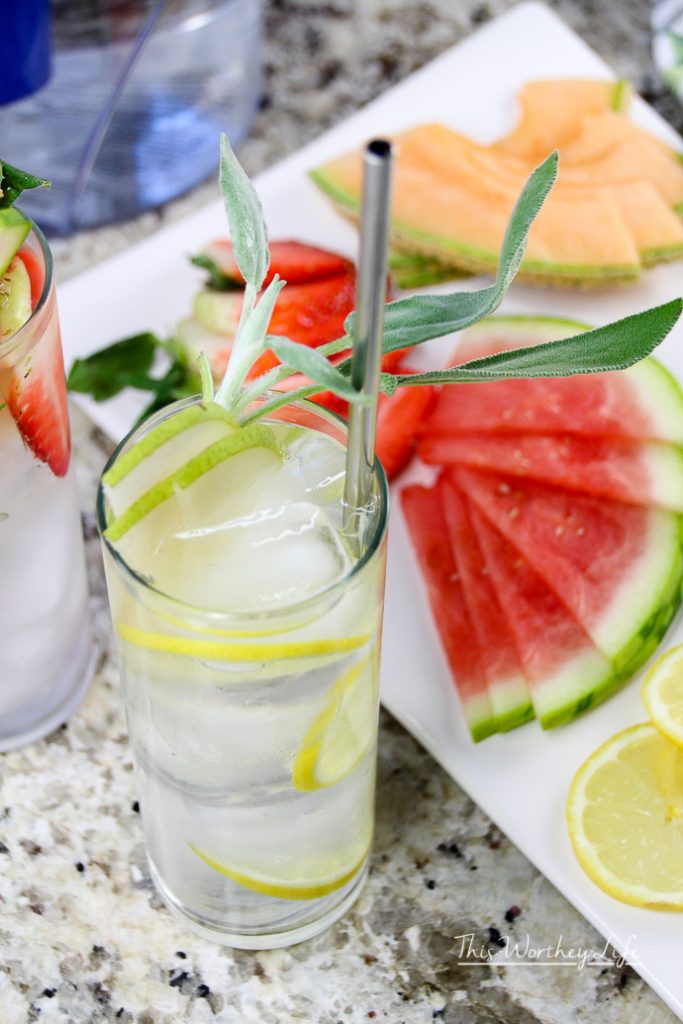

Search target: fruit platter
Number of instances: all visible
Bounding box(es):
[55,2,683,1015]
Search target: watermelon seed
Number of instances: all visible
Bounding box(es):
[555,525,565,537]
[577,527,586,537]
[498,483,511,495]
[508,507,519,519]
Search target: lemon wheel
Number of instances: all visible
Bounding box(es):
[642,644,683,748]
[292,655,378,792]
[567,722,683,909]
[189,841,369,901]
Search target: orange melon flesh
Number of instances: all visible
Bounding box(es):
[311,129,641,286]
[592,182,683,265]
[557,134,683,208]
[559,111,676,164]
[407,125,683,262]
[494,78,630,160]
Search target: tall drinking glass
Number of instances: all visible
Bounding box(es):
[97,397,388,948]
[0,226,93,750]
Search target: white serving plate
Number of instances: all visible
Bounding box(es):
[58,3,683,1016]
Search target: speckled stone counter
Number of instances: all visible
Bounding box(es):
[2,2,681,1021]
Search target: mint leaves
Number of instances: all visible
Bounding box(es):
[67,332,201,422]
[0,162,49,210]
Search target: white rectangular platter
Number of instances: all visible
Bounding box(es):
[57,3,683,1016]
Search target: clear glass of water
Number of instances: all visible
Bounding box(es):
[0,227,93,749]
[97,397,388,948]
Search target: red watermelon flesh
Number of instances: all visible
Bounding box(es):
[467,500,615,727]
[439,475,534,730]
[456,466,682,670]
[427,373,660,441]
[426,318,683,445]
[401,483,496,741]
[420,432,683,513]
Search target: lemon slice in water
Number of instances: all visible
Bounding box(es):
[292,655,378,792]
[567,722,683,909]
[116,622,370,662]
[189,841,369,901]
[642,644,683,748]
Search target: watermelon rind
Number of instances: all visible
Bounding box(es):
[621,358,683,446]
[591,508,683,671]
[465,696,499,743]
[488,676,535,731]
[453,315,683,720]
[532,647,617,730]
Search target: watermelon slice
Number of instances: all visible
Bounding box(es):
[457,467,683,676]
[420,432,683,513]
[401,483,496,741]
[466,499,616,728]
[427,316,683,446]
[439,476,533,730]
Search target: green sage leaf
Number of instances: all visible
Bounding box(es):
[345,151,558,353]
[218,133,269,291]
[379,300,683,391]
[268,335,368,401]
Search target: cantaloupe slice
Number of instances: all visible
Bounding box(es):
[494,78,631,160]
[311,128,641,287]
[559,111,676,165]
[593,181,683,265]
[557,134,683,209]
[395,122,683,266]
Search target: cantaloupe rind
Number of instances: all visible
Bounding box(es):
[310,169,642,289]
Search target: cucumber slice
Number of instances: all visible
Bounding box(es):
[0,208,31,278]
[193,290,241,337]
[0,256,32,341]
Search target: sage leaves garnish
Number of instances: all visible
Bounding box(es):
[377,300,683,393]
[345,151,558,353]
[68,134,683,425]
[218,134,269,292]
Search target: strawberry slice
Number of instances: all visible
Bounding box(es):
[248,269,357,377]
[17,246,44,308]
[3,302,71,477]
[197,240,353,287]
[375,383,437,480]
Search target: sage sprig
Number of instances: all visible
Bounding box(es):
[209,135,682,423]
[68,135,683,422]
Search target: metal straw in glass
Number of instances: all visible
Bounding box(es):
[343,139,394,532]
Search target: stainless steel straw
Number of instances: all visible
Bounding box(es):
[343,139,394,530]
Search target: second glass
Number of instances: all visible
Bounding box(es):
[0,225,93,750]
[98,397,388,948]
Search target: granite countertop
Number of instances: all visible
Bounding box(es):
[1,2,681,1021]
